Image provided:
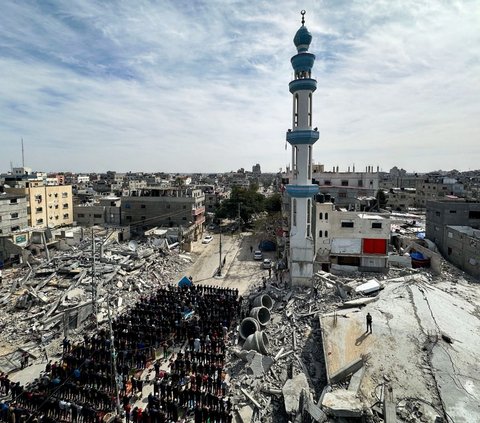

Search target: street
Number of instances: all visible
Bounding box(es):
[187,231,276,295]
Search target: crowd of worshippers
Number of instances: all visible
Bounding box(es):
[0,284,240,422]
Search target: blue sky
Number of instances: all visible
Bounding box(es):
[1,0,479,173]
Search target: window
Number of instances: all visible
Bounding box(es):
[141,216,146,220]
[325,230,328,237]
[78,213,85,218]
[447,247,452,255]
[325,213,329,220]
[36,219,43,224]
[319,230,322,237]
[141,204,146,209]
[435,211,440,217]
[319,212,323,219]
[293,94,299,127]
[341,180,348,186]
[469,211,480,219]
[293,199,297,226]
[10,213,19,219]
[62,192,68,198]
[36,207,43,213]
[182,217,187,220]
[166,205,171,209]
[324,180,331,186]
[55,205,59,209]
[126,216,132,222]
[11,225,20,231]
[93,214,102,218]
[9,198,17,204]
[293,147,298,175]
[63,204,68,209]
[307,199,311,224]
[308,93,312,126]
[341,221,354,228]
[449,210,456,214]
[183,205,187,209]
[339,192,347,198]
[372,222,382,229]
[308,146,312,179]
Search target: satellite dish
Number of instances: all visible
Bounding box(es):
[128,240,138,252]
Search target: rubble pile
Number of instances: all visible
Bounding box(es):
[227,279,342,423]
[0,235,194,370]
[226,254,480,423]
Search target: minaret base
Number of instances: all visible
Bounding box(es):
[289,241,315,287]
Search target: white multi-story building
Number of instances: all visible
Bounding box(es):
[315,198,390,273]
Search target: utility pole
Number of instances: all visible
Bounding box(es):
[91,228,98,329]
[107,297,121,416]
[218,231,222,276]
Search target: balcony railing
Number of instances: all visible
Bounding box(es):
[192,206,205,216]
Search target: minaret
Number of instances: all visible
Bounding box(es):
[285,11,319,286]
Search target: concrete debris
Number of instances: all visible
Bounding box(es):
[245,351,274,378]
[282,372,309,415]
[322,389,364,417]
[0,229,192,367]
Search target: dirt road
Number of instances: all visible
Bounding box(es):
[187,232,276,295]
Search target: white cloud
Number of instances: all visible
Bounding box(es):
[0,0,478,173]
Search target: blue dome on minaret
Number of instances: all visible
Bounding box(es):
[293,10,312,52]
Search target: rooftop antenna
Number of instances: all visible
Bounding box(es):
[301,10,306,25]
[21,137,25,167]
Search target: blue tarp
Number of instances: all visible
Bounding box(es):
[259,240,276,251]
[178,276,193,288]
[410,252,425,260]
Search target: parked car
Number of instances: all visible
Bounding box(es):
[253,250,263,260]
[202,235,213,244]
[262,258,272,269]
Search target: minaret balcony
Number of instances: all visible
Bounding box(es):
[286,129,319,145]
[289,78,317,93]
[285,184,319,198]
[291,52,316,73]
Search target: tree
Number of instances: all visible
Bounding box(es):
[215,186,265,223]
[265,193,282,214]
[376,190,387,210]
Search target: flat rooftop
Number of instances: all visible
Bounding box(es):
[320,275,480,422]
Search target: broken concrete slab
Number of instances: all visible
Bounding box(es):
[282,372,309,415]
[245,351,274,378]
[329,357,363,385]
[322,389,363,418]
[339,296,378,308]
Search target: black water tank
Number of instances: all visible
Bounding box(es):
[324,193,331,202]
[316,194,325,203]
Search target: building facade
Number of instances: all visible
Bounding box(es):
[121,187,205,239]
[0,194,28,236]
[425,200,480,254]
[5,181,74,228]
[312,165,380,209]
[314,198,390,273]
[443,226,480,279]
[74,196,122,227]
